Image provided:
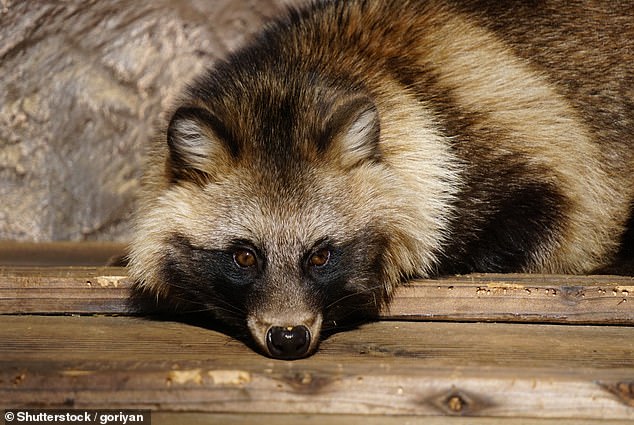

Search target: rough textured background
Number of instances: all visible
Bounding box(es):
[0,0,298,241]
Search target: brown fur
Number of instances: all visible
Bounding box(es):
[129,0,634,358]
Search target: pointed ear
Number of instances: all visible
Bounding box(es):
[166,107,235,181]
[322,96,381,168]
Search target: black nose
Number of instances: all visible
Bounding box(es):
[266,325,311,359]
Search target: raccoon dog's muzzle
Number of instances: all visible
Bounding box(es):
[248,312,323,360]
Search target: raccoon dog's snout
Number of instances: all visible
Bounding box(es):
[266,325,311,359]
[248,311,324,359]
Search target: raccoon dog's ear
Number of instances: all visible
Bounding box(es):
[322,96,380,168]
[166,107,235,181]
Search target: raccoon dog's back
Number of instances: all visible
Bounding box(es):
[129,0,634,358]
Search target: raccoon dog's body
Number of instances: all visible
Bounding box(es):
[129,0,634,359]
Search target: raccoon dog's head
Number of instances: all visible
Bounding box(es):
[130,81,394,358]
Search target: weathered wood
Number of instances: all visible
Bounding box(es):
[389,273,634,324]
[0,267,134,314]
[1,316,633,419]
[151,413,634,425]
[1,260,633,420]
[2,248,632,421]
[0,241,127,266]
[1,267,632,324]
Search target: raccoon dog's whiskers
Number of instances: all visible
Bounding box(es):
[166,283,248,316]
[325,283,387,311]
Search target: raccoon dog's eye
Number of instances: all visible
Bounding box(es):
[309,249,330,267]
[233,249,257,268]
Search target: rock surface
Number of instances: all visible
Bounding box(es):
[0,0,294,241]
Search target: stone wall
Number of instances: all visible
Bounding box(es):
[0,0,296,241]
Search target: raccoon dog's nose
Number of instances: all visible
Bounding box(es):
[266,325,311,359]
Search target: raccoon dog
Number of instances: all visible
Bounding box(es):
[129,0,634,359]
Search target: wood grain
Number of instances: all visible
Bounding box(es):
[389,273,634,324]
[1,261,633,420]
[0,267,133,314]
[1,316,633,419]
[1,267,632,324]
[151,413,634,425]
[0,241,127,266]
[16,411,626,425]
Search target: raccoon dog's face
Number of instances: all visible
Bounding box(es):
[131,79,400,359]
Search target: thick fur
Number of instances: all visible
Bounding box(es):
[129,0,634,358]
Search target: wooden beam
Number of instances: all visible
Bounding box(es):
[151,413,634,425]
[1,267,632,324]
[1,316,633,419]
[1,260,633,420]
[388,273,634,324]
[0,241,126,266]
[0,267,133,314]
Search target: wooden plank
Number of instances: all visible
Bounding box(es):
[0,267,632,324]
[389,273,634,324]
[0,241,127,266]
[151,413,634,425]
[0,267,135,314]
[1,316,633,419]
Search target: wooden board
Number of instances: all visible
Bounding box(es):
[1,259,633,421]
[1,267,632,324]
[389,273,634,324]
[1,315,633,420]
[151,414,634,425]
[0,241,126,266]
[0,267,132,315]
